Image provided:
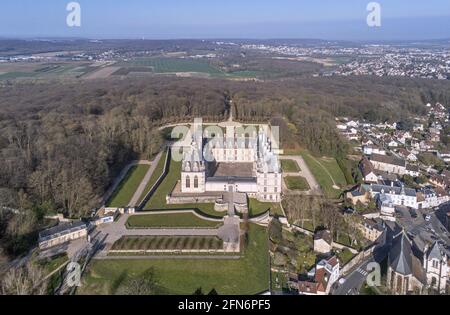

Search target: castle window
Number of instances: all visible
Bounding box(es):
[194,175,199,188]
[186,175,190,188]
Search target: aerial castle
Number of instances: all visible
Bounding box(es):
[180,119,282,202]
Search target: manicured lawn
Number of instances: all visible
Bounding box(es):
[78,224,269,295]
[318,158,347,186]
[298,150,342,199]
[248,199,284,217]
[107,164,150,207]
[126,213,221,229]
[111,236,223,251]
[284,176,310,191]
[281,160,300,173]
[138,150,168,203]
[143,156,226,218]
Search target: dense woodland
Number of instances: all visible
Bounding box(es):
[1,75,450,259]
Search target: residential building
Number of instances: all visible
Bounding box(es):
[369,153,406,175]
[296,256,340,295]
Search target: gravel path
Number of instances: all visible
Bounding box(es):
[128,152,164,207]
[280,155,322,195]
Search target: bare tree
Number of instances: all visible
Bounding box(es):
[1,262,48,295]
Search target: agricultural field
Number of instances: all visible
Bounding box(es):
[0,62,96,80]
[281,159,300,173]
[125,212,221,229]
[107,164,150,208]
[111,236,223,251]
[284,176,310,191]
[117,57,224,76]
[78,223,269,295]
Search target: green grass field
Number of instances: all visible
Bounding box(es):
[143,156,226,218]
[107,164,150,207]
[285,176,310,191]
[138,151,168,203]
[281,159,301,173]
[298,150,344,199]
[126,213,221,229]
[318,158,347,186]
[248,199,283,217]
[118,58,223,76]
[79,223,269,295]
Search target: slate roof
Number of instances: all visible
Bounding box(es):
[369,183,417,197]
[406,164,419,172]
[389,232,413,275]
[39,221,87,241]
[427,241,444,261]
[370,153,406,167]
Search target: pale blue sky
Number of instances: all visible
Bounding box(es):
[1,0,449,40]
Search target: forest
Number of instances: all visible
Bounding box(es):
[1,74,450,259]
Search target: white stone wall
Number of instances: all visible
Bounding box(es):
[425,258,448,293]
[181,171,206,193]
[256,172,282,202]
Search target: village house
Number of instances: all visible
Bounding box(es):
[369,153,406,175]
[362,182,419,209]
[360,157,378,183]
[345,187,370,205]
[429,174,449,189]
[363,144,386,156]
[405,164,420,177]
[358,218,385,242]
[295,256,340,295]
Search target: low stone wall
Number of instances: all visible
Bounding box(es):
[131,209,224,222]
[138,150,171,210]
[214,201,228,211]
[331,242,359,254]
[340,244,376,275]
[167,194,218,205]
[109,249,234,254]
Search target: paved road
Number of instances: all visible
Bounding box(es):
[279,155,322,195]
[128,152,164,207]
[332,239,389,295]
